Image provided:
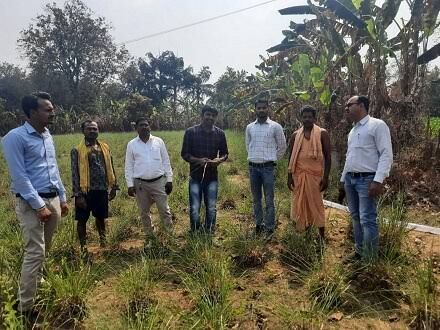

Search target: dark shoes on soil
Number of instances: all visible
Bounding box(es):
[342,251,362,264]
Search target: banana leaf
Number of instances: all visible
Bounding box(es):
[417,43,440,65]
[279,6,315,15]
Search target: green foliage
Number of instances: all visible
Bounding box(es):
[18,0,128,111]
[307,267,351,313]
[39,259,97,327]
[409,258,439,329]
[378,192,409,261]
[428,117,440,136]
[1,288,21,329]
[280,225,323,279]
[117,258,162,324]
[227,226,269,269]
[352,0,363,10]
[177,242,233,329]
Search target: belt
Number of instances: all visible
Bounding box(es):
[135,175,163,183]
[16,191,58,199]
[347,172,375,178]
[249,161,276,167]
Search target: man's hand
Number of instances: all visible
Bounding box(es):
[109,187,117,201]
[287,173,294,191]
[338,183,346,204]
[368,181,384,198]
[60,202,69,217]
[37,206,51,222]
[207,157,223,167]
[165,182,173,195]
[128,186,136,197]
[197,157,210,166]
[75,196,87,210]
[320,177,329,192]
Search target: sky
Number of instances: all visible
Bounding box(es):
[0,0,432,82]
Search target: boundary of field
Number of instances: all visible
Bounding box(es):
[324,200,440,236]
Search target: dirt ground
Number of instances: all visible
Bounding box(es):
[80,205,439,330]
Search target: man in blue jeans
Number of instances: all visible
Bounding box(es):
[181,106,228,233]
[246,100,287,236]
[339,95,393,262]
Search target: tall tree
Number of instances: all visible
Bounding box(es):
[19,0,128,111]
[0,62,32,113]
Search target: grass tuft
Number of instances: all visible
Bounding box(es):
[228,226,269,269]
[280,225,323,280]
[307,266,351,314]
[39,259,96,327]
[409,257,439,329]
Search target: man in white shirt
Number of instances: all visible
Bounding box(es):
[125,118,173,240]
[246,99,287,236]
[339,95,393,262]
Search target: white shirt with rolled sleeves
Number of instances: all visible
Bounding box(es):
[245,118,287,163]
[125,135,173,188]
[341,115,393,183]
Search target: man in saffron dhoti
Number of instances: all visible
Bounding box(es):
[287,106,331,239]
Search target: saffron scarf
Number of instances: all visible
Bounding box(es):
[77,139,116,193]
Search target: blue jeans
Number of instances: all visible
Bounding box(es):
[189,178,218,233]
[249,165,276,231]
[344,174,379,257]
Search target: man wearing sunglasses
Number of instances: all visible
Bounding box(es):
[339,95,393,262]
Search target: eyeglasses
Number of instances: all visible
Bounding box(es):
[345,102,359,108]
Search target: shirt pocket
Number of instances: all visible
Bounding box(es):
[151,147,161,160]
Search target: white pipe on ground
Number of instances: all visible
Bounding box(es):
[323,200,440,236]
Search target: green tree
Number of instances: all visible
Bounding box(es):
[0,62,32,113]
[19,0,128,111]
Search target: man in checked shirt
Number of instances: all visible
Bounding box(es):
[181,105,228,234]
[246,99,287,237]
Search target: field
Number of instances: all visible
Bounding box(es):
[0,131,439,329]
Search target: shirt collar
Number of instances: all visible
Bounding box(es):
[253,117,271,125]
[197,124,216,132]
[24,121,48,136]
[136,134,155,143]
[358,115,370,126]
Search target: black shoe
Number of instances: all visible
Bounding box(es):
[263,229,274,240]
[20,308,41,327]
[99,237,107,248]
[342,252,362,264]
[255,225,264,235]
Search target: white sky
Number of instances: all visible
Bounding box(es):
[0,0,435,82]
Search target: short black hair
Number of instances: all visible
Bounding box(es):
[300,105,317,118]
[254,99,269,107]
[21,92,51,118]
[135,117,149,126]
[81,120,96,132]
[357,95,369,112]
[201,105,218,116]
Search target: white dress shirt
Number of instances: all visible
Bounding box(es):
[125,135,173,187]
[341,115,393,183]
[245,118,287,163]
